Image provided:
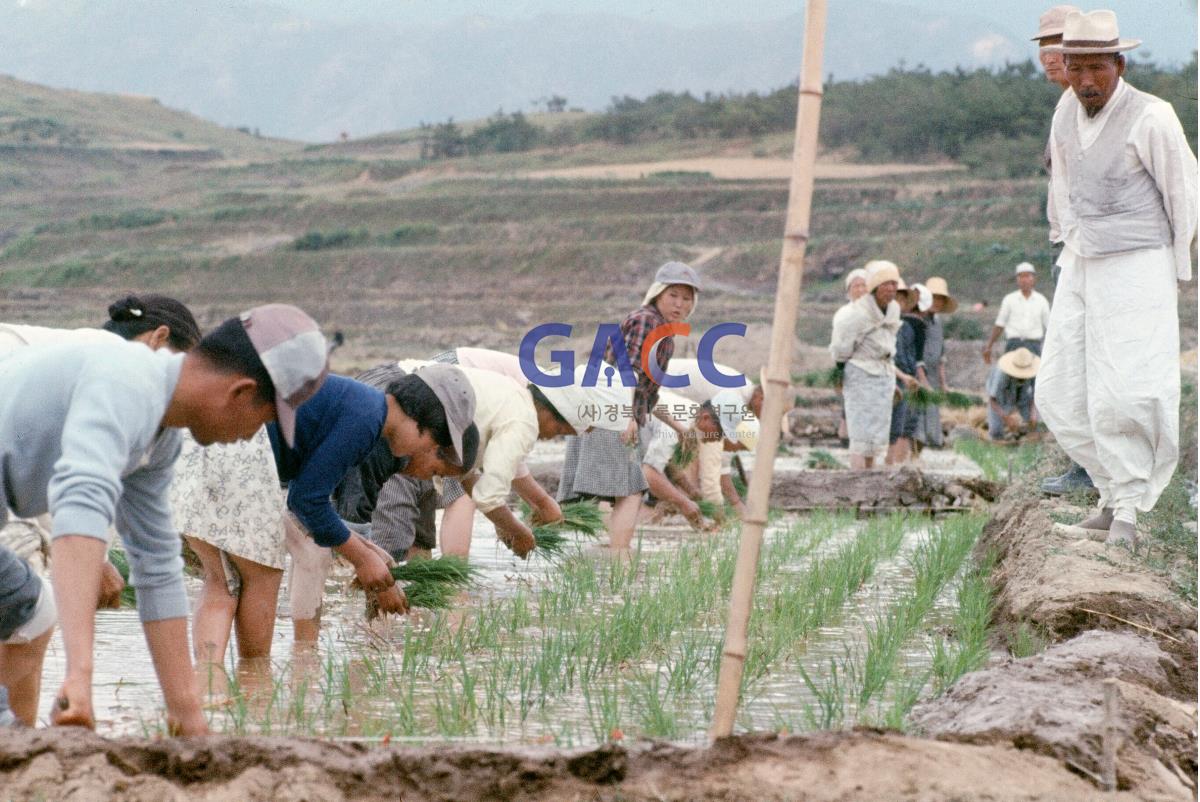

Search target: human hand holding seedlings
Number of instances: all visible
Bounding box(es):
[97,561,125,609]
[529,497,563,527]
[337,532,398,592]
[486,506,536,558]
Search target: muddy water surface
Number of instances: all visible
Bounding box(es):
[39,442,976,741]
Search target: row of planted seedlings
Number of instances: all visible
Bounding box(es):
[203,507,994,745]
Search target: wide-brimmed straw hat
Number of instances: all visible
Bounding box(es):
[924,276,959,313]
[998,347,1040,380]
[1045,10,1140,54]
[1031,4,1081,41]
[865,260,901,293]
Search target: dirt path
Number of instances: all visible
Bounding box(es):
[525,157,964,181]
[0,727,1129,802]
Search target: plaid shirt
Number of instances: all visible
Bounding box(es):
[606,304,673,425]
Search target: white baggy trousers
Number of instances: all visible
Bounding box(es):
[1037,245,1179,512]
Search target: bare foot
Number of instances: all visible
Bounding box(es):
[50,677,95,730]
[166,710,210,737]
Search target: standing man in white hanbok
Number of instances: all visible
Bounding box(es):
[1038,10,1197,546]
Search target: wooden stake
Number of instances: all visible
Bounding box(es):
[709,0,828,738]
[1102,678,1119,793]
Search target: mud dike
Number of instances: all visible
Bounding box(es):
[0,488,1194,801]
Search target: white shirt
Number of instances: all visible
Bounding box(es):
[398,360,538,514]
[664,358,754,406]
[1048,79,1198,280]
[994,290,1051,341]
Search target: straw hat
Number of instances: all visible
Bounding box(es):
[924,276,959,313]
[865,260,901,293]
[1045,10,1140,54]
[998,347,1041,380]
[1031,4,1081,41]
[894,277,911,303]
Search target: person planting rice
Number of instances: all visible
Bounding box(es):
[0,303,327,735]
[662,357,764,514]
[887,282,930,466]
[640,389,760,526]
[0,294,202,727]
[986,347,1040,442]
[912,277,957,452]
[829,260,909,469]
[273,363,478,643]
[558,261,701,552]
[357,356,629,561]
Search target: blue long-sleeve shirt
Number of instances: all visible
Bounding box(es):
[268,374,387,548]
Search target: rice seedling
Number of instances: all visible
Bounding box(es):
[805,449,845,470]
[402,581,457,610]
[1006,621,1049,659]
[904,387,981,409]
[852,514,985,714]
[695,498,726,520]
[390,555,479,586]
[524,499,606,558]
[954,437,1042,482]
[105,547,138,607]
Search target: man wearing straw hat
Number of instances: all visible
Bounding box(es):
[1039,9,1197,546]
[986,347,1039,442]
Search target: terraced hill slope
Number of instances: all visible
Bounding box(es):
[0,80,1193,374]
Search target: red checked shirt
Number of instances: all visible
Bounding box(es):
[606,304,673,426]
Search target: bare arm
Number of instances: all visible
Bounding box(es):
[642,465,704,529]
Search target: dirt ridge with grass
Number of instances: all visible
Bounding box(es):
[910,488,1198,800]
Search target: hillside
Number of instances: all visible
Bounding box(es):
[0,76,1194,378]
[0,74,297,159]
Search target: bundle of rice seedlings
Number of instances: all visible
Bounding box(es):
[390,555,477,587]
[695,499,723,519]
[523,500,606,559]
[669,438,697,469]
[904,388,983,409]
[401,581,456,611]
[106,548,138,608]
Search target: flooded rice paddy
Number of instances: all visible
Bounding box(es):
[39,445,990,744]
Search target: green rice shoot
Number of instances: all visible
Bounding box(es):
[523,500,606,558]
[106,547,138,608]
[904,387,981,409]
[390,555,478,587]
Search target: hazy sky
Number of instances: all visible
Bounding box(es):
[270,0,1196,63]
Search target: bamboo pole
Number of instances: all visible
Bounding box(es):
[709,0,828,738]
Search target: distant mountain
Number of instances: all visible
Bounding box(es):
[0,0,1191,142]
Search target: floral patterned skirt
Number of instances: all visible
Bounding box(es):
[170,427,287,570]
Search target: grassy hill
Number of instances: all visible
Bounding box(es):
[0,74,298,159]
[0,77,1194,377]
